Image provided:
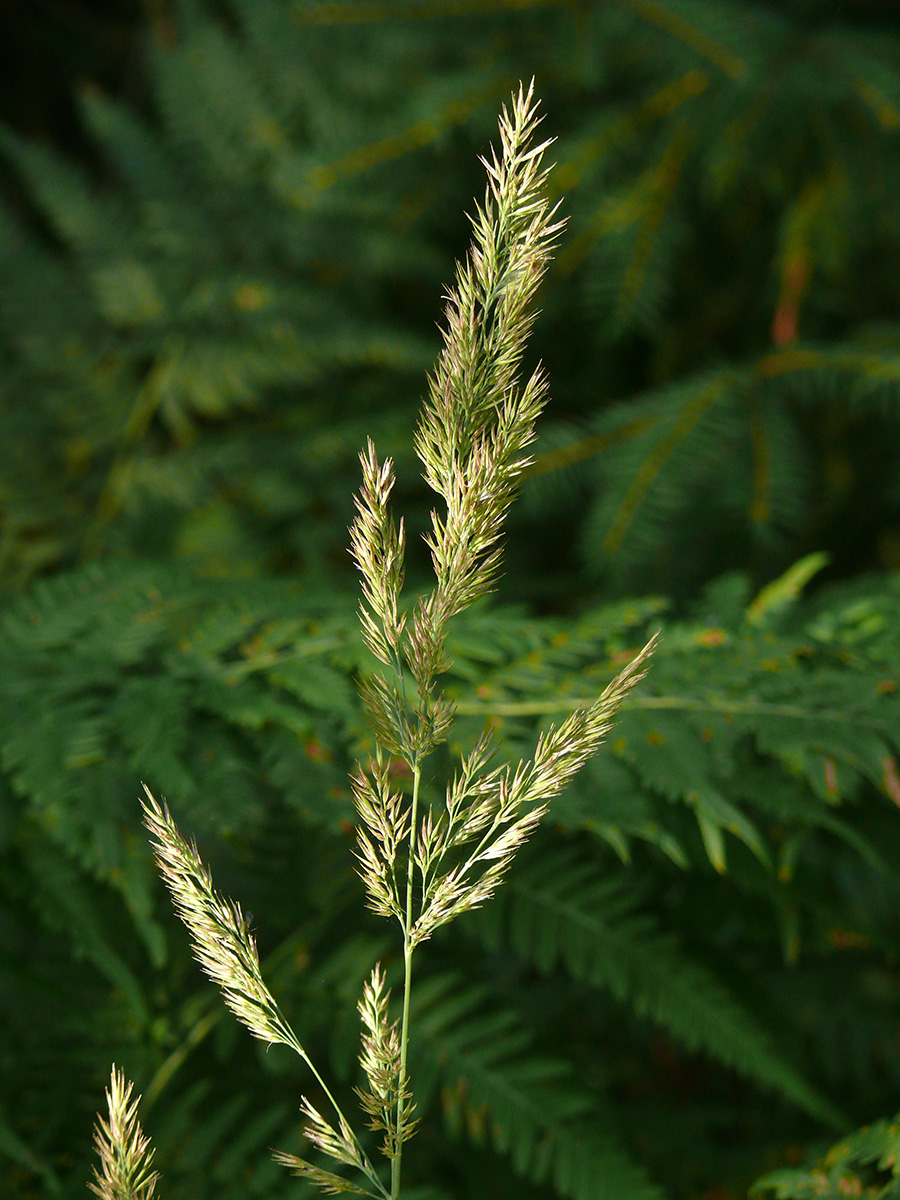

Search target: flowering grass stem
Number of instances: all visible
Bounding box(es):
[89,80,655,1200]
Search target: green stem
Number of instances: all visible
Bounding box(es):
[392,761,421,1200]
[292,1037,389,1199]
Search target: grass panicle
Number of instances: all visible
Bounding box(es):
[90,81,655,1200]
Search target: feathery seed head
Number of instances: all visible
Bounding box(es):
[140,785,307,1058]
[89,1067,158,1200]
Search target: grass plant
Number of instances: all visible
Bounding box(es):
[89,81,656,1200]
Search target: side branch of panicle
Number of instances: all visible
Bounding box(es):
[140,785,307,1061]
[89,1067,159,1200]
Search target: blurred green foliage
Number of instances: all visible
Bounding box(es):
[3,2,900,1198]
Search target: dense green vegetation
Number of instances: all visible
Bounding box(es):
[3,2,900,1198]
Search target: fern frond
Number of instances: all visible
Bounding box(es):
[752,1109,900,1199]
[468,843,841,1125]
[410,975,664,1200]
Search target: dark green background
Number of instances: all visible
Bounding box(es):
[3,3,900,1199]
